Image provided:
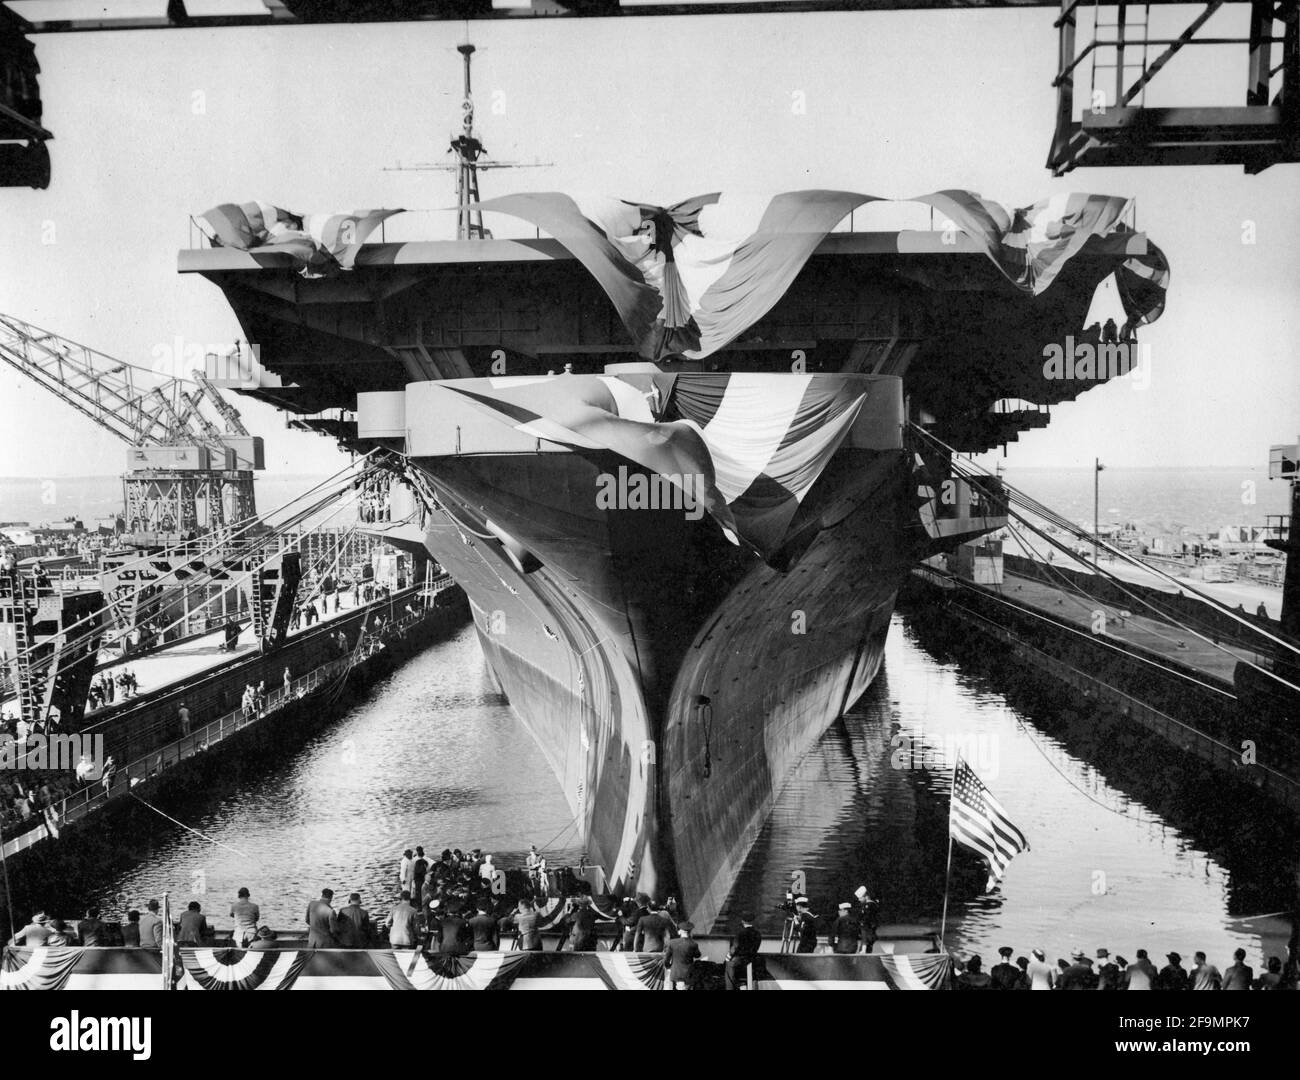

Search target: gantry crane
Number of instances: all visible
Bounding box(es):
[0,313,285,646]
[0,313,264,546]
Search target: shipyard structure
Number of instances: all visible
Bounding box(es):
[181,188,1169,928]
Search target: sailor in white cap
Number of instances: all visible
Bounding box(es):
[852,885,879,950]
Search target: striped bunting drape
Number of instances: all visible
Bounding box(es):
[5,948,949,989]
[474,189,1168,362]
[180,947,310,990]
[2,947,161,990]
[754,953,952,990]
[200,203,402,276]
[434,371,876,562]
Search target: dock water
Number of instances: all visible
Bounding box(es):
[0,581,470,929]
[901,562,1300,814]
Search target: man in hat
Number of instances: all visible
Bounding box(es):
[248,926,279,952]
[1058,948,1098,989]
[1095,947,1121,990]
[957,954,992,989]
[726,912,763,990]
[1027,948,1055,990]
[7,911,51,946]
[990,946,1020,990]
[1124,948,1156,989]
[827,901,862,954]
[665,920,701,990]
[1156,951,1189,990]
[1190,950,1221,990]
[792,897,818,954]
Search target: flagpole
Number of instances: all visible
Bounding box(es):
[161,890,173,991]
[939,758,957,944]
[0,841,15,945]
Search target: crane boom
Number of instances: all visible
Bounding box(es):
[0,313,188,447]
[180,387,226,444]
[193,368,250,436]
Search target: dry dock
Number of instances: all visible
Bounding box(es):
[902,553,1300,814]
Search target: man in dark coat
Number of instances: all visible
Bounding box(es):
[1222,948,1254,990]
[565,897,603,952]
[1156,951,1190,991]
[411,847,429,908]
[725,913,763,990]
[176,902,209,946]
[957,954,992,989]
[468,900,499,952]
[304,889,337,949]
[77,906,107,947]
[664,921,702,990]
[1095,947,1122,990]
[436,905,473,956]
[990,946,1021,990]
[1058,949,1099,989]
[827,902,861,954]
[335,893,370,948]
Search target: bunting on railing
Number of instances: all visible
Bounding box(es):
[474,189,1168,361]
[199,203,402,277]
[4,946,950,989]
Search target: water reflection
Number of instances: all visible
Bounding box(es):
[87,612,1297,968]
[92,625,585,927]
[723,614,1298,968]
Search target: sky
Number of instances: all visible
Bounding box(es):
[0,5,1296,479]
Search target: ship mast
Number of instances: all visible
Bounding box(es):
[384,41,550,239]
[451,43,487,241]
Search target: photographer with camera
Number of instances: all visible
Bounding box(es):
[791,896,818,953]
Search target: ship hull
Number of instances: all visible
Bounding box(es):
[411,443,921,929]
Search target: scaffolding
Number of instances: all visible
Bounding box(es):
[1049,0,1300,174]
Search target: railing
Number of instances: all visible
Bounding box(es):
[1,598,447,859]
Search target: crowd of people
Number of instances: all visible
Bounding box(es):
[86,667,139,712]
[954,945,1298,990]
[7,845,1298,993]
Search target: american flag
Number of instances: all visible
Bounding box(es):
[949,757,1028,891]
